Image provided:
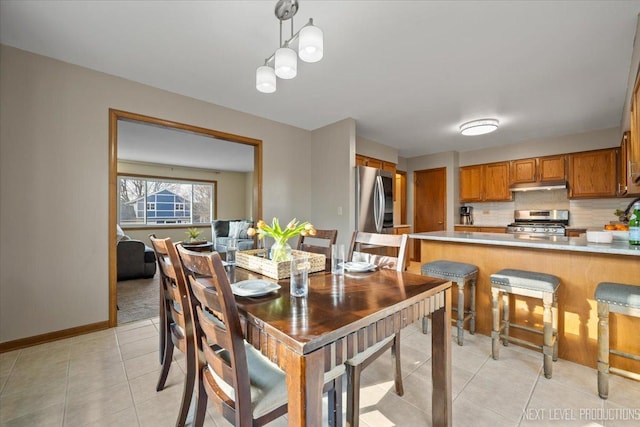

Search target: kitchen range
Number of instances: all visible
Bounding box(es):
[506,209,570,238]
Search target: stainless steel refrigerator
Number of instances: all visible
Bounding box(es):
[356,166,394,233]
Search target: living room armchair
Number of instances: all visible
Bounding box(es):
[211,219,255,253]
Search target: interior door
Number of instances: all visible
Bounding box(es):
[413,167,447,261]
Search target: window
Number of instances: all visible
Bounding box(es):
[118,175,215,226]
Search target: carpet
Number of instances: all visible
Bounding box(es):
[117,274,160,324]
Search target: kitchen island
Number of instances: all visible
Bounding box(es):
[411,231,640,372]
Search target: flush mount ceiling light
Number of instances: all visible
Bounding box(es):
[256,0,323,93]
[459,119,500,136]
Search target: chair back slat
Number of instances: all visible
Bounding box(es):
[177,246,254,423]
[149,235,194,337]
[348,231,409,272]
[297,229,338,270]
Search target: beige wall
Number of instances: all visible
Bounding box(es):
[310,119,356,248]
[356,135,398,164]
[0,45,334,343]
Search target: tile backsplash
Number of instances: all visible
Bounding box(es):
[466,190,635,228]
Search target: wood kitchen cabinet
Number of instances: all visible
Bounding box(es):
[628,75,640,192]
[510,155,566,184]
[460,162,511,202]
[622,125,640,196]
[459,165,483,202]
[356,154,396,174]
[568,148,618,199]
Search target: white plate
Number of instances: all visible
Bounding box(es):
[231,279,281,297]
[341,261,377,272]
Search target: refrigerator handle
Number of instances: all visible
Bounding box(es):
[375,175,385,233]
[373,176,381,232]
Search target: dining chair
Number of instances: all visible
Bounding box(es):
[297,228,338,270]
[176,246,346,427]
[345,231,409,427]
[148,235,196,427]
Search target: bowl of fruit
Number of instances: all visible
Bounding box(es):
[604,223,629,240]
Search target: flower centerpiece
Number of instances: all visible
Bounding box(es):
[248,218,316,262]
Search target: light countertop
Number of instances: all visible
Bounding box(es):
[409,231,640,257]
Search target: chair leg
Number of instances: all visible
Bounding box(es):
[542,292,553,379]
[552,294,558,362]
[392,333,404,396]
[192,372,208,427]
[469,278,477,335]
[327,376,343,427]
[422,316,429,334]
[156,335,174,391]
[597,301,610,399]
[491,287,500,360]
[346,364,361,427]
[502,292,510,347]
[456,280,465,346]
[175,347,196,427]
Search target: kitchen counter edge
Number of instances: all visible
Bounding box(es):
[409,231,640,256]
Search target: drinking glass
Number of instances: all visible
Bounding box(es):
[290,255,310,297]
[331,244,345,275]
[226,238,238,266]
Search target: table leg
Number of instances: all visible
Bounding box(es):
[431,287,452,427]
[285,347,325,426]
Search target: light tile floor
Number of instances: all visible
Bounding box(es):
[1,319,639,427]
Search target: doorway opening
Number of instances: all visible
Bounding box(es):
[108,109,262,326]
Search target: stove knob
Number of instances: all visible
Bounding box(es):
[543,227,549,233]
[519,227,525,232]
[531,227,537,233]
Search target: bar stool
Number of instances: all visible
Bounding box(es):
[595,282,640,399]
[421,260,478,345]
[490,269,560,379]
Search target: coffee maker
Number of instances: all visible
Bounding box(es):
[460,206,474,225]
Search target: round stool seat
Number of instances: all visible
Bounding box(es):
[421,260,478,280]
[491,268,560,293]
[421,260,478,345]
[595,282,640,309]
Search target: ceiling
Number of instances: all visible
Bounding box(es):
[2,0,640,161]
[117,120,255,172]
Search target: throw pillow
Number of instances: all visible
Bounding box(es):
[238,220,252,239]
[116,224,130,242]
[228,221,242,239]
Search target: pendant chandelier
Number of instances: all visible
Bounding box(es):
[256,0,323,93]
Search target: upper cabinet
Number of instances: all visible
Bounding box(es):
[623,76,640,195]
[510,155,566,184]
[568,148,618,199]
[356,154,396,174]
[460,162,511,202]
[617,132,640,196]
[539,155,567,181]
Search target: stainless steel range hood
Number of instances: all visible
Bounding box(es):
[509,180,567,192]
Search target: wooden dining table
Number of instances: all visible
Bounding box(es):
[227,266,453,427]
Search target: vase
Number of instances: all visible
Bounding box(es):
[270,241,292,262]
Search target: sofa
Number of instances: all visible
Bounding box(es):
[116,225,157,281]
[211,219,255,253]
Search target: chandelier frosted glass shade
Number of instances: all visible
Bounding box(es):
[459,119,499,136]
[275,47,297,79]
[298,24,323,62]
[256,66,276,93]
